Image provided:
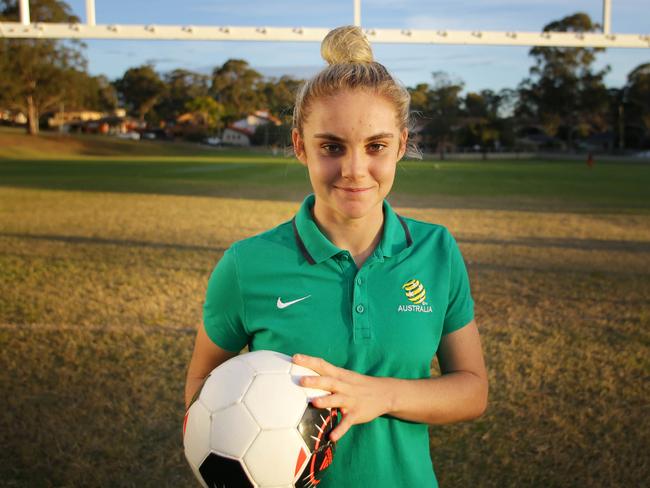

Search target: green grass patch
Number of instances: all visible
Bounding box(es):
[2,128,649,211]
[1,157,649,212]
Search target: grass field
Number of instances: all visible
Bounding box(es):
[1,130,649,487]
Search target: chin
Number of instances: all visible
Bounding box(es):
[332,196,381,220]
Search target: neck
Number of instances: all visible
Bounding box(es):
[312,199,384,267]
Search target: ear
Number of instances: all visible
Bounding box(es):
[397,128,408,161]
[292,128,308,166]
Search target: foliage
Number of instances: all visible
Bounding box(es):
[155,69,210,122]
[210,59,266,124]
[0,0,86,135]
[408,72,464,157]
[62,72,118,112]
[623,62,650,148]
[251,122,292,147]
[516,12,610,145]
[184,96,225,133]
[260,75,303,126]
[113,64,167,122]
[458,90,515,151]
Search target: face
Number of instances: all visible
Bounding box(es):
[292,89,407,223]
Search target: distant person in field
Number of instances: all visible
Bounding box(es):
[185,25,488,487]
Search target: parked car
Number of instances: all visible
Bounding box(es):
[204,136,222,146]
[117,132,141,141]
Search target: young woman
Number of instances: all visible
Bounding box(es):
[185,25,488,487]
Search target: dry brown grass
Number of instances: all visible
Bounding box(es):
[1,186,649,487]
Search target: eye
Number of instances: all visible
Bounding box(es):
[321,143,344,155]
[367,142,387,153]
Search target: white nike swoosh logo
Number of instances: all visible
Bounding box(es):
[277,295,311,309]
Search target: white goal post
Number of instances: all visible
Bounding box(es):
[1,0,648,48]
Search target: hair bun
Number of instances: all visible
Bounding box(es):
[321,25,374,65]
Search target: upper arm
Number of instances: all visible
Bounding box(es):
[437,320,487,382]
[203,247,250,352]
[442,232,475,335]
[187,324,239,381]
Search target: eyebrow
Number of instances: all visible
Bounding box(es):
[313,132,394,142]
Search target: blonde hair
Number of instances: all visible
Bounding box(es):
[293,25,420,158]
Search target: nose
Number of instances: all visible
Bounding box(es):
[340,147,367,180]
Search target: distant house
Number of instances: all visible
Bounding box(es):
[0,110,27,125]
[47,110,103,129]
[45,109,136,135]
[232,110,281,132]
[222,110,282,146]
[515,126,564,150]
[222,126,253,146]
[578,131,615,152]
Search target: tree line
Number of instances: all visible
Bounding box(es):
[1,0,649,152]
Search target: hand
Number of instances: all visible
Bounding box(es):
[292,354,394,442]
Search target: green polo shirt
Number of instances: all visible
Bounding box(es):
[203,194,474,487]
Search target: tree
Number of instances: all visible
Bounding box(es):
[260,75,303,126]
[516,13,610,146]
[459,91,498,152]
[114,65,167,123]
[60,72,118,113]
[210,59,266,124]
[184,96,225,133]
[408,83,431,114]
[458,89,516,152]
[0,0,86,135]
[623,63,650,148]
[427,72,464,158]
[156,69,210,122]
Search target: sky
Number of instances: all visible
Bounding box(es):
[63,0,650,93]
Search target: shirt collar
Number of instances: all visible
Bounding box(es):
[292,194,412,265]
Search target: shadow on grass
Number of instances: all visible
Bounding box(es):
[459,236,650,253]
[0,232,226,254]
[5,232,649,255]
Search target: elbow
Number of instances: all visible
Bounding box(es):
[473,376,489,419]
[465,375,488,420]
[474,394,488,419]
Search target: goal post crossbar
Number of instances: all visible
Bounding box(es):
[2,0,647,49]
[0,23,649,48]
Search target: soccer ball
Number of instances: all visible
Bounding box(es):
[183,350,339,488]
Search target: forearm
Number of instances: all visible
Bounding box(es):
[383,371,488,425]
[184,374,206,410]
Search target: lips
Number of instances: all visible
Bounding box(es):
[335,186,372,193]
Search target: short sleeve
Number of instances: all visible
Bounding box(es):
[202,246,249,352]
[442,232,475,335]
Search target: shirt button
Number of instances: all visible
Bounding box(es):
[356,304,365,314]
[356,277,363,285]
[341,254,349,260]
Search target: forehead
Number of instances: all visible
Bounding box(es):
[304,89,400,137]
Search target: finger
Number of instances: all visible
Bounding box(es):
[311,393,344,409]
[329,414,354,443]
[293,354,342,377]
[300,375,341,392]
